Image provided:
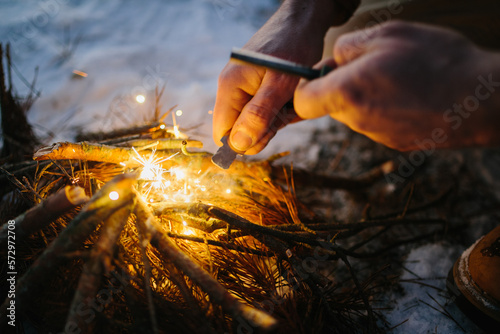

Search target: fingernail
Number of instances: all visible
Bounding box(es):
[231,131,252,152]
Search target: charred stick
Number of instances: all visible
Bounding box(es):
[133,196,278,332]
[0,185,89,249]
[66,204,133,332]
[0,174,136,322]
[151,203,227,233]
[259,234,331,291]
[206,205,345,254]
[271,217,446,235]
[165,232,270,256]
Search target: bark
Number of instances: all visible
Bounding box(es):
[65,204,133,333]
[0,185,89,249]
[0,174,136,323]
[134,195,278,332]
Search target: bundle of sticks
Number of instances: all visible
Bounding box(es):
[0,121,453,334]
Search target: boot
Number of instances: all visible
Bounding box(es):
[448,225,500,331]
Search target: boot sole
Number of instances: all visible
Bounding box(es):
[447,239,500,331]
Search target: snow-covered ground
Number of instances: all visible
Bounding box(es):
[0,1,486,332]
[1,0,327,156]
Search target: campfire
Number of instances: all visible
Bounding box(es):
[0,43,460,334]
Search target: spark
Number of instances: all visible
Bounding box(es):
[132,147,179,198]
[159,124,166,129]
[72,70,88,77]
[171,167,186,180]
[175,109,183,117]
[109,191,119,201]
[136,94,146,103]
[173,125,180,138]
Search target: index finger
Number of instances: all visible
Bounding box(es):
[213,62,262,146]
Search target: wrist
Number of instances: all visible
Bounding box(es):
[282,0,358,31]
[281,0,335,34]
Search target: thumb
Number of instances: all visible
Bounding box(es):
[229,72,298,152]
[294,57,347,120]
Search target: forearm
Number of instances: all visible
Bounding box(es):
[282,0,360,27]
[245,0,359,64]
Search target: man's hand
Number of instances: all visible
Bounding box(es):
[213,0,340,155]
[295,21,500,150]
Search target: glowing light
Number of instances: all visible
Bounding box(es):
[226,188,231,194]
[172,168,186,180]
[119,162,126,166]
[72,70,88,77]
[132,147,179,199]
[182,221,187,226]
[140,165,156,180]
[159,124,166,129]
[109,191,119,201]
[184,229,195,236]
[173,125,180,138]
[175,109,183,117]
[136,94,146,103]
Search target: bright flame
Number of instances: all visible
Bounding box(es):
[132,147,179,198]
[226,188,231,194]
[172,168,186,180]
[175,109,183,117]
[136,95,146,103]
[109,191,119,201]
[184,228,195,236]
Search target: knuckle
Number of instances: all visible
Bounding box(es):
[218,65,236,85]
[243,103,275,129]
